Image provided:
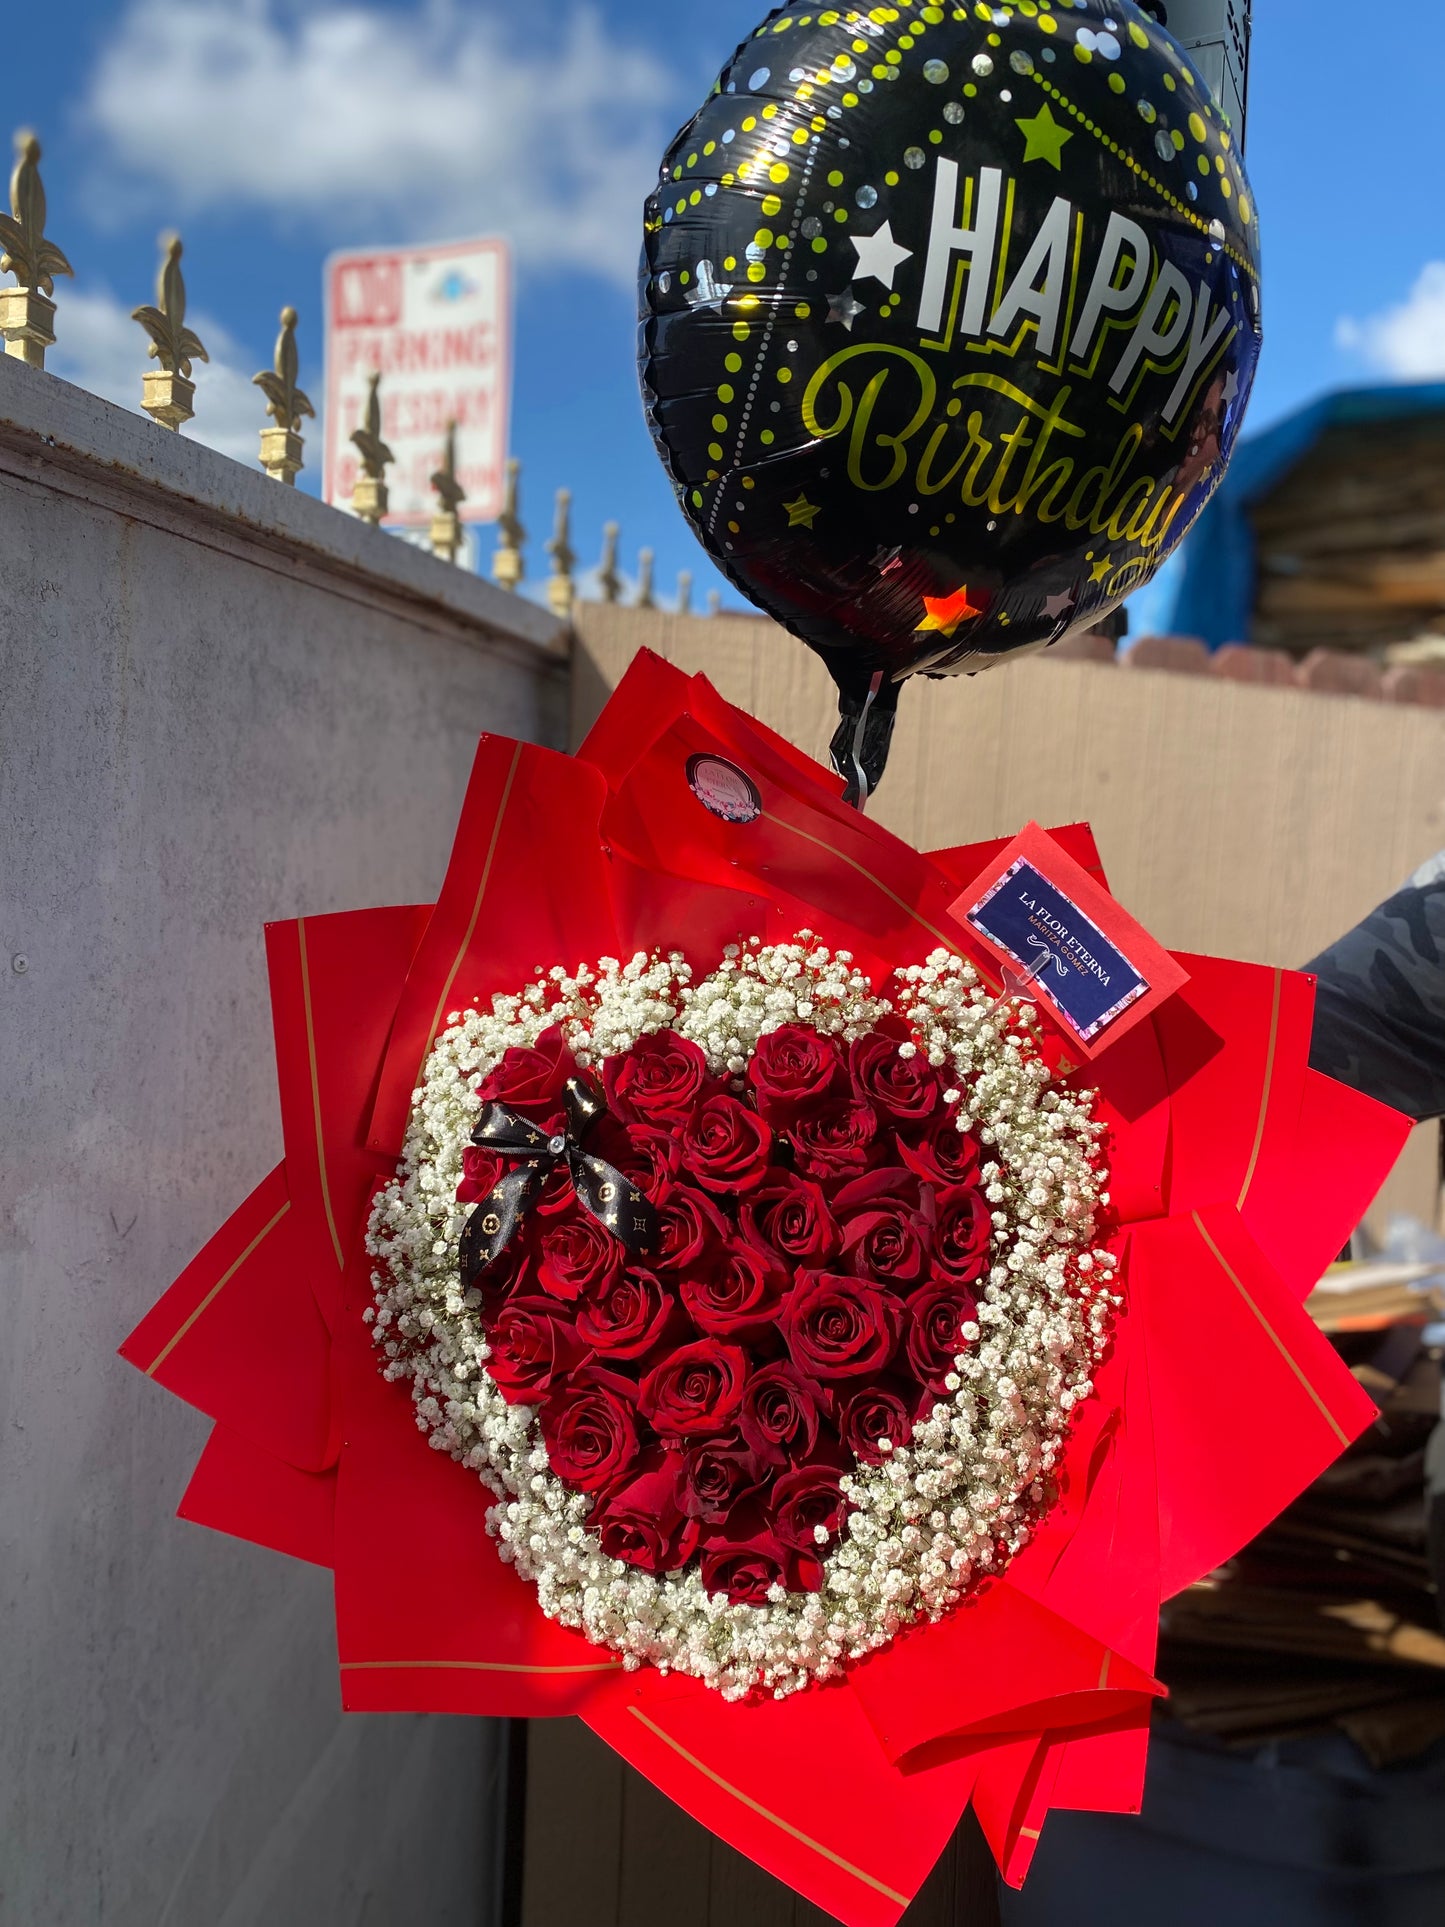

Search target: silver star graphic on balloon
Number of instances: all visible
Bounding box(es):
[685,259,734,312]
[826,286,866,330]
[849,220,913,291]
[1222,367,1241,407]
[1041,591,1074,621]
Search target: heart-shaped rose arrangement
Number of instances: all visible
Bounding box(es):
[369,938,1115,1698]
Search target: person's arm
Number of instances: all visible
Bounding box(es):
[1306,857,1445,1122]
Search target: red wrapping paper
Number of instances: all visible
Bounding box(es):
[121,650,1411,1922]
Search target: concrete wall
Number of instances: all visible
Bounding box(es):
[0,354,565,1927]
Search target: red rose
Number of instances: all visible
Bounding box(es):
[535,1211,623,1302]
[457,1144,503,1205]
[780,1272,901,1381]
[476,1024,574,1127]
[639,1338,749,1439]
[833,1168,932,1288]
[787,1097,879,1184]
[603,1030,711,1127]
[905,1280,979,1393]
[898,1113,984,1189]
[474,1229,536,1315]
[681,1094,773,1196]
[574,1267,680,1361]
[681,1244,786,1343]
[933,1185,993,1284]
[747,1024,845,1121]
[588,1452,699,1573]
[848,1030,942,1124]
[740,1361,823,1462]
[680,1436,766,1523]
[769,1462,846,1554]
[698,1503,820,1603]
[486,1297,590,1402]
[539,1370,639,1492]
[591,1119,681,1204]
[832,1379,916,1465]
[652,1186,730,1273]
[740,1172,840,1264]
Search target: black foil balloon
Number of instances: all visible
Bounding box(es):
[639,0,1261,797]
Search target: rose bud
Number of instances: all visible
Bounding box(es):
[536,1211,624,1303]
[475,1024,575,1129]
[848,1028,942,1125]
[746,1024,845,1122]
[603,1030,712,1128]
[680,1436,767,1523]
[739,1361,823,1463]
[539,1370,639,1493]
[700,1501,825,1602]
[905,1281,979,1394]
[485,1298,591,1403]
[833,1168,932,1289]
[780,1272,901,1381]
[832,1379,915,1465]
[574,1267,681,1361]
[897,1113,984,1190]
[768,1462,847,1553]
[588,1452,699,1573]
[740,1172,840,1265]
[653,1186,731,1273]
[456,1144,504,1205]
[639,1337,749,1439]
[787,1097,879,1184]
[681,1244,787,1344]
[681,1094,773,1196]
[932,1185,993,1284]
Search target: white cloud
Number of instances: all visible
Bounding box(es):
[1337,262,1445,380]
[50,286,268,465]
[80,0,680,289]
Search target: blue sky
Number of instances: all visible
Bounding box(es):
[9,0,1445,614]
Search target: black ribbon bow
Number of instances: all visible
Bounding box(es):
[459,1074,659,1285]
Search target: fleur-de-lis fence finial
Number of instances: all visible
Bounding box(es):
[635,547,656,610]
[429,420,467,564]
[0,130,73,368]
[253,305,314,484]
[132,234,208,431]
[349,371,394,525]
[546,487,577,619]
[597,521,622,604]
[493,457,525,591]
[676,569,692,617]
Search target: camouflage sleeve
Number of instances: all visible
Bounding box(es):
[1306,856,1445,1121]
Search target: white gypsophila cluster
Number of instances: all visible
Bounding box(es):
[366,938,1117,1701]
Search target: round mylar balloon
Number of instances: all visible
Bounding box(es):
[638,0,1260,792]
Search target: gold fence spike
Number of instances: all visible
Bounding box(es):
[254,305,314,484]
[429,420,467,564]
[676,570,692,616]
[706,588,721,616]
[493,457,525,591]
[349,370,394,525]
[597,522,622,604]
[546,487,577,619]
[635,547,655,610]
[133,233,208,431]
[0,130,73,369]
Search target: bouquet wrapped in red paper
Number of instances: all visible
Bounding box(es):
[122,652,1409,1923]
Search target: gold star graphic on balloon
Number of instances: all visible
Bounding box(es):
[915,585,983,637]
[1090,554,1113,584]
[783,493,821,529]
[1016,103,1073,169]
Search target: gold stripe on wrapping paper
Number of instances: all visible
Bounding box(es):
[626,1708,912,1907]
[1191,1211,1350,1447]
[1019,1827,1042,1841]
[297,917,345,1271]
[758,810,1002,990]
[340,1658,619,1675]
[1236,967,1283,1210]
[421,740,524,1071]
[1097,1651,1111,1690]
[145,1200,292,1376]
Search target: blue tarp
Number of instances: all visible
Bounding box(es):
[1166,383,1445,648]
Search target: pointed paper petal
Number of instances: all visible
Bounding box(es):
[178,1423,336,1569]
[926,824,1109,894]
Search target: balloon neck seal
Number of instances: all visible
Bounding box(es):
[830,671,898,812]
